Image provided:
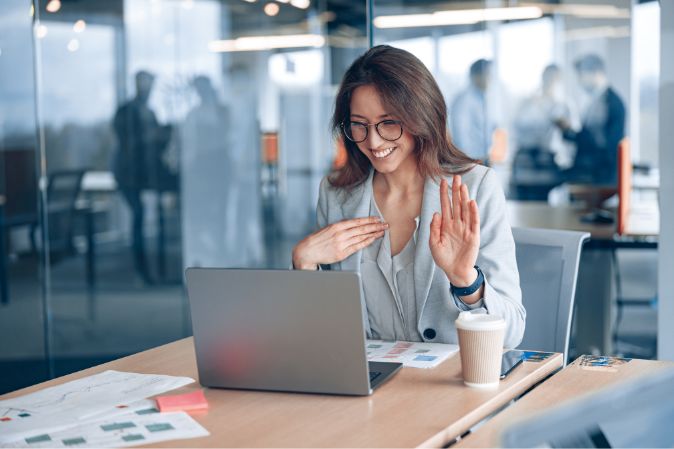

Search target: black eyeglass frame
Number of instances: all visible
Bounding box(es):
[341,119,404,143]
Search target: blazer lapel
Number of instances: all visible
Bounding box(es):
[338,169,374,272]
[414,175,443,320]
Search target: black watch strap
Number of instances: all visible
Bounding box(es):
[450,266,484,297]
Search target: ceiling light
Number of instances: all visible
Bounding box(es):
[209,34,325,52]
[67,38,79,52]
[565,26,631,41]
[290,0,310,9]
[374,6,543,29]
[264,3,280,16]
[73,20,86,33]
[540,4,630,19]
[46,0,61,13]
[36,24,48,39]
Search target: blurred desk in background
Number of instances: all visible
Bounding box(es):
[507,200,658,358]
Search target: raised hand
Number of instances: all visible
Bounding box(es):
[292,217,388,270]
[429,175,480,287]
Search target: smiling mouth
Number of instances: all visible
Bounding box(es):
[371,147,396,159]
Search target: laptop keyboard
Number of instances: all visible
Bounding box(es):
[369,371,382,383]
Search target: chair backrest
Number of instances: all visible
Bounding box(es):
[45,170,86,254]
[513,227,589,364]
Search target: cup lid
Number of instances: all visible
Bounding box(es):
[455,311,506,331]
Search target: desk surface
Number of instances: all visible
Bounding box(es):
[454,356,673,448]
[0,338,562,448]
[507,201,615,239]
[507,200,659,240]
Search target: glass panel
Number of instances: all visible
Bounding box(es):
[0,0,49,393]
[25,0,367,381]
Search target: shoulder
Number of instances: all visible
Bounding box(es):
[319,174,369,205]
[445,164,493,190]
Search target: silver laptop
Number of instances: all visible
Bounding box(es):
[185,268,402,395]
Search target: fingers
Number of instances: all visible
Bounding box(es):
[336,216,383,231]
[344,230,384,255]
[452,175,461,222]
[440,178,452,223]
[429,212,441,244]
[345,228,385,247]
[469,200,480,234]
[460,183,469,223]
[342,221,389,240]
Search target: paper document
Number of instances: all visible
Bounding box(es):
[366,340,458,368]
[0,370,194,444]
[1,410,208,448]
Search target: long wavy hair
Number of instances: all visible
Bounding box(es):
[330,45,476,189]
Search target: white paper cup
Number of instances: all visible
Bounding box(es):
[455,312,506,389]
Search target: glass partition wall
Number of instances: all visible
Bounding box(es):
[1,0,366,394]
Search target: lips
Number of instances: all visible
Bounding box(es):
[371,147,396,159]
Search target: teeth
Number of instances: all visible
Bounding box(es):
[372,147,395,159]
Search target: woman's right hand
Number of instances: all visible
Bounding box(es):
[292,217,388,270]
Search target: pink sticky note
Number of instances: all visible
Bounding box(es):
[155,390,209,413]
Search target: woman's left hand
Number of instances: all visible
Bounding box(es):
[429,175,480,286]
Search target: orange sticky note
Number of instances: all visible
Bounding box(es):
[155,390,209,412]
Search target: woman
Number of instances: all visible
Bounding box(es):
[292,45,525,348]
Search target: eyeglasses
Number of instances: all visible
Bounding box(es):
[342,119,404,143]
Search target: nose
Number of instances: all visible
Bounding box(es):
[365,124,385,149]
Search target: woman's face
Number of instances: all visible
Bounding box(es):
[349,84,417,176]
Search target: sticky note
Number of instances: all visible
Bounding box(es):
[155,390,208,413]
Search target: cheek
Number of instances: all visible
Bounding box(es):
[401,134,417,153]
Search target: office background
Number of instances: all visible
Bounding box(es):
[0,0,671,395]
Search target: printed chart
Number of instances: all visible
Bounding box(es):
[366,340,459,368]
[0,371,196,445]
[1,410,208,448]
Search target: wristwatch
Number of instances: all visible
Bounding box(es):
[450,266,484,297]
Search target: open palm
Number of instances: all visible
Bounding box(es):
[429,175,480,286]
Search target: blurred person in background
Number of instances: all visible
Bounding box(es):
[180,75,232,268]
[112,70,172,284]
[555,54,626,186]
[450,59,506,165]
[511,64,574,200]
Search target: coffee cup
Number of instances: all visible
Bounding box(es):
[455,311,506,389]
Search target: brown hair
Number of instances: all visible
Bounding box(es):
[330,45,476,189]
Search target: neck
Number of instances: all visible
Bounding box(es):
[374,158,424,196]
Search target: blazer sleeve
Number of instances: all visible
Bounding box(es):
[315,177,332,271]
[316,176,330,230]
[475,168,526,348]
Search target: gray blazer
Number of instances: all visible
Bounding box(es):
[316,164,525,349]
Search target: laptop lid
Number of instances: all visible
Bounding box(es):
[185,268,374,395]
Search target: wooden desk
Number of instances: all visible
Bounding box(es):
[454,356,673,448]
[0,338,563,448]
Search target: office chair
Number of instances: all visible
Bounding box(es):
[513,227,589,365]
[31,170,87,259]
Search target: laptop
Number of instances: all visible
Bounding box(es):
[500,367,674,448]
[185,268,402,395]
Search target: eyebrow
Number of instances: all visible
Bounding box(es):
[350,113,392,120]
